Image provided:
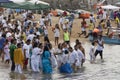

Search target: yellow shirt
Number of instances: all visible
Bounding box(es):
[21,33,26,42]
[116,17,120,23]
[89,23,94,30]
[101,22,105,29]
[14,48,24,67]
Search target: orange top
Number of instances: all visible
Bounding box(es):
[93,28,99,33]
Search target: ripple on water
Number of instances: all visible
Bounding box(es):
[0,42,120,80]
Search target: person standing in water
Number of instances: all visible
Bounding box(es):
[14,43,24,74]
[94,35,104,61]
[89,42,96,63]
[9,39,17,72]
[31,42,41,72]
[42,46,52,74]
[4,40,10,64]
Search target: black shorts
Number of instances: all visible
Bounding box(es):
[65,41,70,44]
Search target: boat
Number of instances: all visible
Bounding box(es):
[102,36,120,45]
[89,27,120,45]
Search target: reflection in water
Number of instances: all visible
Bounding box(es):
[0,42,120,80]
[9,72,26,80]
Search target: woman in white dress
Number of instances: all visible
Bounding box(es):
[55,43,62,68]
[54,24,60,46]
[89,42,96,63]
[4,40,10,64]
[49,43,58,68]
[31,42,41,72]
[68,46,79,72]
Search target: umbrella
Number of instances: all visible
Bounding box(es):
[115,2,120,5]
[17,2,40,10]
[16,1,50,10]
[10,0,25,3]
[28,0,50,10]
[0,2,21,9]
[0,0,12,3]
[29,0,49,6]
[0,0,50,10]
[101,5,120,10]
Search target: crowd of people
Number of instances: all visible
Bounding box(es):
[0,8,108,75]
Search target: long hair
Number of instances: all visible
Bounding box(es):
[43,46,51,57]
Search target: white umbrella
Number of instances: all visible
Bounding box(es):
[101,5,120,10]
[28,0,49,5]
[10,0,25,3]
[116,2,120,5]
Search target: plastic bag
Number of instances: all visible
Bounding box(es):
[59,63,73,73]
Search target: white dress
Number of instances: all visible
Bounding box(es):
[31,47,40,72]
[4,44,10,61]
[102,11,107,20]
[50,49,58,68]
[23,44,32,59]
[89,45,95,62]
[77,49,85,66]
[54,28,60,37]
[69,50,79,66]
[55,49,63,67]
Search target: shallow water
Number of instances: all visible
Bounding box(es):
[0,42,120,80]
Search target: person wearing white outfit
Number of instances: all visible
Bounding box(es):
[89,42,96,63]
[102,10,107,20]
[68,47,79,72]
[31,42,41,72]
[55,43,63,68]
[4,40,10,64]
[47,12,52,26]
[76,44,85,67]
[23,39,31,69]
[54,24,60,45]
[48,43,58,68]
[94,35,104,61]
[59,16,65,30]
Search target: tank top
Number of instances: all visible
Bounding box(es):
[64,32,69,41]
[96,39,103,51]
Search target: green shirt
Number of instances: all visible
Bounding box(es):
[64,32,70,41]
[9,44,17,60]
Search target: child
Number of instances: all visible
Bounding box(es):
[89,42,96,63]
[63,29,70,45]
[14,43,24,74]
[43,22,48,38]
[54,24,60,46]
[4,40,10,64]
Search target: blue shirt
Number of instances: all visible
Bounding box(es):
[0,37,5,49]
